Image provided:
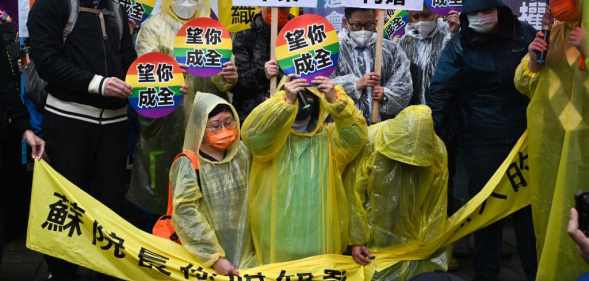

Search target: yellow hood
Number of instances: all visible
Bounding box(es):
[372,105,436,167]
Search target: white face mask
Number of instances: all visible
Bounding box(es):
[407,20,437,39]
[172,0,199,20]
[467,9,499,33]
[349,30,374,48]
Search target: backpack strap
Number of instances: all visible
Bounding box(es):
[63,0,124,44]
[63,0,79,43]
[165,150,202,216]
[104,0,124,43]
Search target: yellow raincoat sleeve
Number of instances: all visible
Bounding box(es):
[344,148,373,246]
[170,157,226,267]
[209,63,236,93]
[514,55,541,99]
[323,86,369,169]
[241,92,297,161]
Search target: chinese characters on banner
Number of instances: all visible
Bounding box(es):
[216,0,300,33]
[119,0,156,26]
[276,14,340,82]
[514,0,547,30]
[232,0,318,8]
[229,6,259,30]
[342,0,423,11]
[27,132,533,280]
[125,52,184,119]
[174,17,233,77]
[426,0,462,16]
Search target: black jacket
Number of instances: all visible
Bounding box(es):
[27,0,136,110]
[427,2,536,144]
[232,14,283,121]
[0,22,29,140]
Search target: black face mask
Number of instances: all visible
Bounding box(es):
[295,90,319,121]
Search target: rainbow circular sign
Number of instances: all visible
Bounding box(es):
[126,52,184,119]
[276,14,340,83]
[174,17,233,77]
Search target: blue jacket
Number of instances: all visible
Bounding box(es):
[427,1,536,144]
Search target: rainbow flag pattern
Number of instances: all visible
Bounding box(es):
[122,0,155,25]
[276,14,339,83]
[384,10,410,39]
[174,17,233,78]
[126,52,184,119]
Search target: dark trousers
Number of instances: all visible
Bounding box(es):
[465,143,537,281]
[43,112,128,281]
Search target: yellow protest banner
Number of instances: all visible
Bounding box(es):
[217,0,299,33]
[27,133,531,280]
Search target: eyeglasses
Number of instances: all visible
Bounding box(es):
[206,117,237,132]
[348,22,377,31]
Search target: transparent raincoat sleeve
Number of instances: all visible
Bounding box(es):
[514,55,540,99]
[343,147,372,246]
[170,157,226,267]
[379,42,413,118]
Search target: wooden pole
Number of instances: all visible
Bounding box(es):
[371,9,385,124]
[269,7,279,95]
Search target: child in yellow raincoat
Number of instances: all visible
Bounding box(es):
[170,93,255,276]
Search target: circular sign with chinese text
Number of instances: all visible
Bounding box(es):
[174,17,233,77]
[126,52,184,119]
[276,14,339,83]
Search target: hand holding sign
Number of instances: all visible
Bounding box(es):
[126,52,184,119]
[276,14,339,84]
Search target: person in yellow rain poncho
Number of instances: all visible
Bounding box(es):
[241,76,368,264]
[170,92,255,276]
[514,0,589,279]
[343,105,448,281]
[127,0,240,227]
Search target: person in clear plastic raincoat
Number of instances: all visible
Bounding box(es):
[127,0,239,222]
[241,76,368,264]
[332,8,413,123]
[170,92,255,275]
[344,105,448,281]
[399,6,459,105]
[514,0,589,279]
